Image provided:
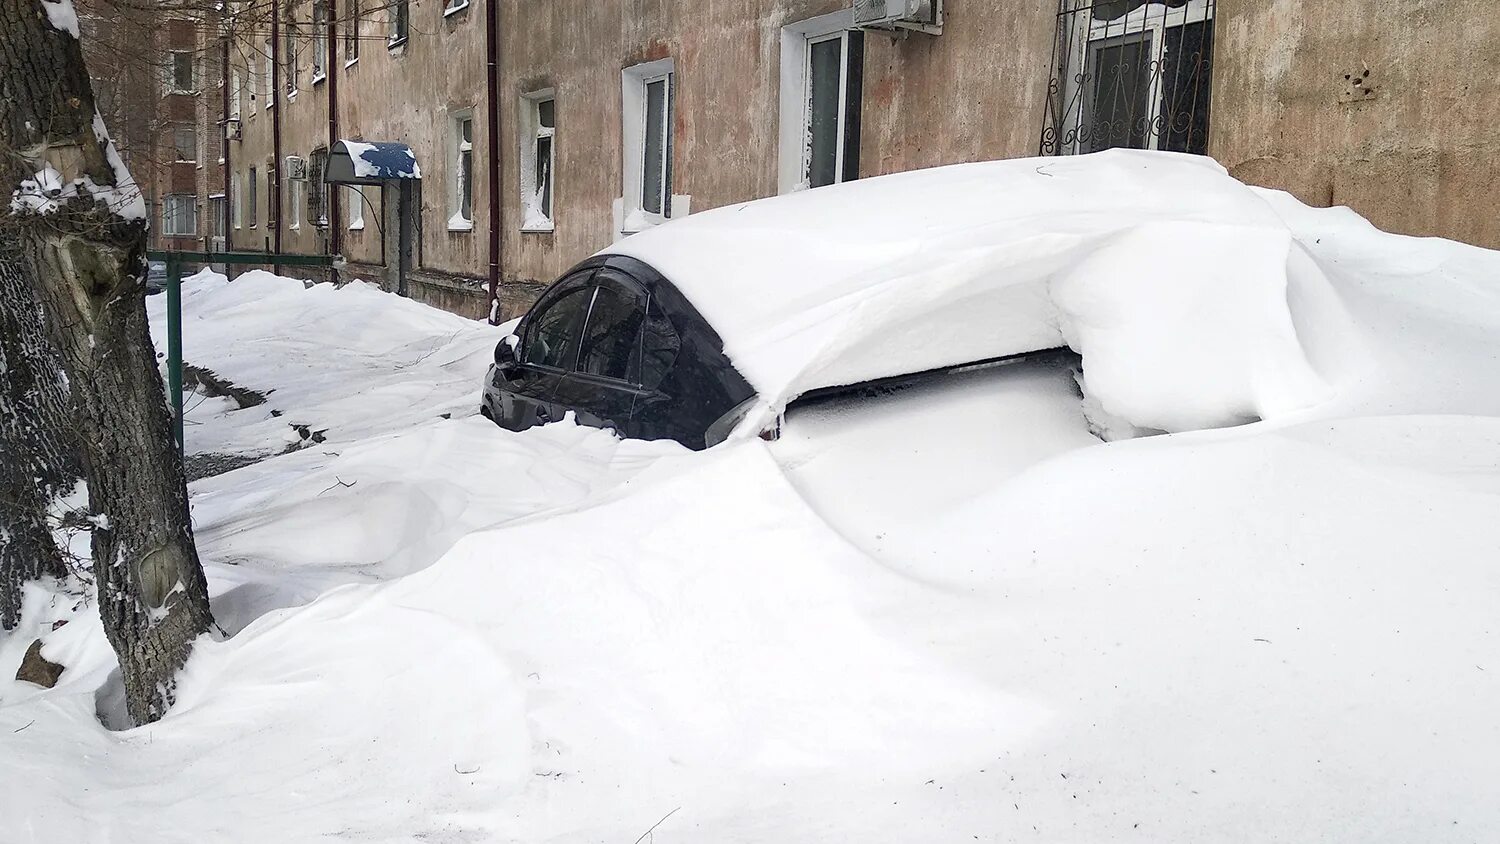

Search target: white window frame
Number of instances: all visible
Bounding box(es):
[312,0,328,83]
[1059,0,1214,154]
[778,9,857,194]
[230,69,243,120]
[519,90,555,232]
[443,0,469,17]
[161,194,197,236]
[619,58,680,235]
[448,110,475,231]
[346,185,365,231]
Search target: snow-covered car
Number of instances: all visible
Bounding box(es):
[485,149,1354,450]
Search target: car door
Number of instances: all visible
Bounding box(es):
[496,271,595,431]
[549,268,648,437]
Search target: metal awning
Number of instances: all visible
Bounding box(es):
[325,140,423,185]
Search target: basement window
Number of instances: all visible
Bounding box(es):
[778,10,862,193]
[620,58,678,233]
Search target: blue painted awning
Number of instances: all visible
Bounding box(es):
[326,140,422,185]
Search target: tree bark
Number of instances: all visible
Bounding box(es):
[0,237,76,630]
[1,0,213,725]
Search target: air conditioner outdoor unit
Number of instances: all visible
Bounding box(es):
[285,155,308,181]
[224,118,242,141]
[853,0,942,35]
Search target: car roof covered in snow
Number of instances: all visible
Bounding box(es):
[604,150,1295,415]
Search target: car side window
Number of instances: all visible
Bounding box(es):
[634,298,680,392]
[523,285,594,370]
[575,282,645,382]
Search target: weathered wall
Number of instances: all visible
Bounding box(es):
[1212,0,1500,248]
[497,0,1056,303]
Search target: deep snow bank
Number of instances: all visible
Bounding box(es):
[146,269,500,456]
[610,150,1359,434]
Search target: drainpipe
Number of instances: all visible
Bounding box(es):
[484,0,502,323]
[327,0,341,283]
[221,25,232,253]
[270,1,284,271]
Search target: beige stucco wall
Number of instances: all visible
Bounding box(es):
[1211,0,1500,248]
[230,0,490,303]
[497,0,1057,301]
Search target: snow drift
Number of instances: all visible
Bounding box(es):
[609,150,1368,434]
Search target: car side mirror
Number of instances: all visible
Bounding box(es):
[495,334,520,368]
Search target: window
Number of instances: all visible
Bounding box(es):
[248,166,258,226]
[312,1,328,81]
[289,174,303,230]
[388,0,408,45]
[248,56,258,114]
[263,39,274,106]
[520,92,554,230]
[523,285,593,370]
[308,148,328,226]
[344,0,360,62]
[576,282,645,382]
[161,194,197,236]
[449,112,474,231]
[1044,0,1215,156]
[168,51,194,93]
[620,58,677,232]
[779,12,862,193]
[284,16,300,97]
[265,162,276,227]
[233,172,244,228]
[346,185,365,230]
[208,195,226,238]
[173,127,196,162]
[230,70,243,122]
[803,30,862,188]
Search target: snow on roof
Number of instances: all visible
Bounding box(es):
[606,150,1343,434]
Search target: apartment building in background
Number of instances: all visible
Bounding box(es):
[204,0,1500,320]
[81,3,230,256]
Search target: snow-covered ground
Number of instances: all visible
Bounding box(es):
[3,172,1500,842]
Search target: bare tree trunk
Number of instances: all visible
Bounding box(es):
[1,0,213,725]
[0,237,77,630]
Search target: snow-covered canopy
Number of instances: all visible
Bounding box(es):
[328,140,421,185]
[607,151,1358,433]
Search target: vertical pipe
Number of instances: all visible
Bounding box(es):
[327,0,341,283]
[166,258,185,456]
[221,26,232,253]
[484,0,501,323]
[270,0,284,272]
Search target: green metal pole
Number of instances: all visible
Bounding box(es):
[165,258,184,458]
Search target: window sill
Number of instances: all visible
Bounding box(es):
[312,72,327,86]
[387,37,408,52]
[443,1,469,17]
[344,57,359,69]
[447,224,475,233]
[348,222,365,232]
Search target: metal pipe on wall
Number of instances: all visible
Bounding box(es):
[327,0,341,282]
[221,26,232,253]
[485,0,502,324]
[270,0,284,270]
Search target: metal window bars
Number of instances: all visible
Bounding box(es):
[1039,0,1216,157]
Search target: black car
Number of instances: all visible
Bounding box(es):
[481,254,755,450]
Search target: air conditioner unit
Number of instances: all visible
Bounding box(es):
[853,0,942,35]
[224,118,242,141]
[285,155,308,181]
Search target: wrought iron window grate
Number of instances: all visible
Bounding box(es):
[1040,0,1216,156]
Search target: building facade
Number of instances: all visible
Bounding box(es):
[208,0,1500,321]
